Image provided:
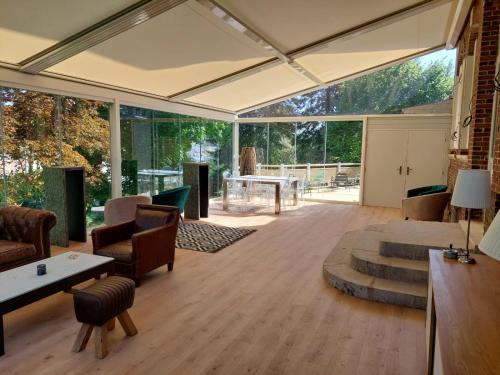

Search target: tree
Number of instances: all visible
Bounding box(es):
[0,88,110,211]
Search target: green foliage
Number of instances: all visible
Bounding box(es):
[0,88,111,218]
[120,109,233,197]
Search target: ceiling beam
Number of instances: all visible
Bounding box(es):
[446,0,474,48]
[169,59,282,100]
[170,0,450,102]
[19,0,187,74]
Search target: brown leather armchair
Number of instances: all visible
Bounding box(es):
[91,204,179,285]
[402,192,451,221]
[0,206,57,272]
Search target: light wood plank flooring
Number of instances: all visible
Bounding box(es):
[0,203,425,375]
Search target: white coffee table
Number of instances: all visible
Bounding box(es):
[0,251,114,356]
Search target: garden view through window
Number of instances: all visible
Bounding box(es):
[0,49,455,220]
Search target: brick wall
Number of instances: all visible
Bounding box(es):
[448,0,500,229]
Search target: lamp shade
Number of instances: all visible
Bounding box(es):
[451,169,491,209]
[479,210,500,261]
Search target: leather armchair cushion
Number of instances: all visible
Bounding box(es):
[95,239,134,262]
[0,240,36,264]
[134,204,178,233]
[74,276,135,326]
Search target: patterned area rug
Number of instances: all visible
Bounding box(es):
[176,223,256,253]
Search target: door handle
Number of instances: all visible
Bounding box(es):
[406,166,413,175]
[396,166,402,175]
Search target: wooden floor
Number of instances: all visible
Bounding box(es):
[0,203,426,375]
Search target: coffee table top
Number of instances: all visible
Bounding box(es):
[0,251,113,303]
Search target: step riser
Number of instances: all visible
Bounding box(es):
[350,255,428,284]
[380,241,447,260]
[323,267,427,310]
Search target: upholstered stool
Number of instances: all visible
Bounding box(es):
[72,276,138,359]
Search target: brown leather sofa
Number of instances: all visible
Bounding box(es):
[91,204,179,285]
[402,192,451,221]
[0,206,57,272]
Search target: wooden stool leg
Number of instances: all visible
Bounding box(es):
[117,311,138,337]
[107,318,115,331]
[95,325,108,359]
[72,324,93,353]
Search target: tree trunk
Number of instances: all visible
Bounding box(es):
[239,147,256,176]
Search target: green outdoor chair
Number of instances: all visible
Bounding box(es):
[406,185,447,198]
[152,185,191,223]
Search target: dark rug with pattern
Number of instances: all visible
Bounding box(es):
[176,222,256,253]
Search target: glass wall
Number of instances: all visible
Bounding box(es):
[120,106,232,198]
[239,121,362,202]
[0,86,111,227]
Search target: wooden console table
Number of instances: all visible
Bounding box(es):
[426,250,500,374]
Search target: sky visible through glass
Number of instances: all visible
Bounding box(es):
[416,48,456,70]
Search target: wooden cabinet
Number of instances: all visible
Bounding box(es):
[427,250,500,374]
[363,116,450,208]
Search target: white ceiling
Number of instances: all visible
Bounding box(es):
[0,0,458,114]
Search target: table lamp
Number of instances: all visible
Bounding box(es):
[451,169,491,264]
[479,210,500,261]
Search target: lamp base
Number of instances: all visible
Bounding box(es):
[458,255,476,264]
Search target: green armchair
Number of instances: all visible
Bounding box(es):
[406,185,447,198]
[152,186,191,223]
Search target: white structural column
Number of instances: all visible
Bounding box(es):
[232,122,239,175]
[110,99,122,198]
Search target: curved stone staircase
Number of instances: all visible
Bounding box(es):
[323,221,468,310]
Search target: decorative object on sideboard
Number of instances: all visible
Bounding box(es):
[450,169,491,264]
[443,244,459,259]
[479,209,500,261]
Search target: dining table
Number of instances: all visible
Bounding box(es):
[222,175,299,214]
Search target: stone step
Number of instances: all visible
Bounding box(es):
[367,220,468,260]
[324,231,427,310]
[350,248,428,284]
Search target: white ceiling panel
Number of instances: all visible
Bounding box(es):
[183,64,315,111]
[216,0,425,52]
[295,1,453,83]
[47,1,273,97]
[0,0,139,64]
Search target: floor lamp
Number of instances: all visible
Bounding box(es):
[450,169,491,264]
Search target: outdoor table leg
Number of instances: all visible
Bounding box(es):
[223,180,228,211]
[293,180,298,205]
[275,183,281,214]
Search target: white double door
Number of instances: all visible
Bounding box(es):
[364,129,447,208]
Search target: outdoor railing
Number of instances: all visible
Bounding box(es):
[255,162,361,183]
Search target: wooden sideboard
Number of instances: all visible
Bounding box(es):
[426,250,500,374]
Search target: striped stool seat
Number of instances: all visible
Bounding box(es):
[72,276,137,359]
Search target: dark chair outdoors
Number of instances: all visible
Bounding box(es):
[331,172,357,189]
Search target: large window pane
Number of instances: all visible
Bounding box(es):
[202,120,232,197]
[268,122,295,176]
[0,87,111,227]
[121,105,232,199]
